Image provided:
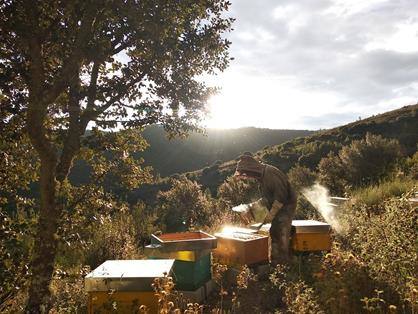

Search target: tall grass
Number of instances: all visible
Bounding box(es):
[351,177,416,209]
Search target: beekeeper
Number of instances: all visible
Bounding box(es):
[232,153,297,265]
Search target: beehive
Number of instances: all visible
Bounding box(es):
[145,244,211,262]
[171,254,212,290]
[214,231,269,266]
[151,231,217,251]
[148,231,216,291]
[250,220,332,252]
[85,259,174,314]
[291,220,331,252]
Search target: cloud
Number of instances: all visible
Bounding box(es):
[207,0,418,129]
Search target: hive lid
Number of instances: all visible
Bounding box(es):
[291,220,331,233]
[151,231,217,251]
[215,231,268,242]
[85,259,175,292]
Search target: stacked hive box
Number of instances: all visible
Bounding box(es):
[85,259,175,313]
[145,231,217,302]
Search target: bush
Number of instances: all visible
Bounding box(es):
[318,152,346,195]
[84,211,140,269]
[217,176,259,208]
[339,133,402,186]
[312,247,376,313]
[287,165,317,192]
[318,134,402,194]
[270,265,324,314]
[404,151,418,179]
[342,190,417,304]
[157,177,213,232]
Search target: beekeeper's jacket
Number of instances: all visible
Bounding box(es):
[248,164,297,223]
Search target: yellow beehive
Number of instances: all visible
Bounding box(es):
[251,220,332,252]
[88,291,157,313]
[291,220,331,252]
[85,259,175,314]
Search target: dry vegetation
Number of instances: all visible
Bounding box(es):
[1,132,417,313]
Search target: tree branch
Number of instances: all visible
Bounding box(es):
[56,71,83,182]
[42,4,98,105]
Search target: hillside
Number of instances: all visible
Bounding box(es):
[138,126,313,176]
[143,104,417,199]
[68,126,312,187]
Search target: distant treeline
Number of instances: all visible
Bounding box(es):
[68,126,312,184]
[130,104,418,204]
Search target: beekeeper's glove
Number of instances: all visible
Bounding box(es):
[263,200,284,223]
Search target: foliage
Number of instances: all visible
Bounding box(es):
[49,266,89,313]
[317,152,346,195]
[319,133,402,194]
[287,165,317,192]
[342,190,417,302]
[1,0,233,309]
[217,176,259,208]
[403,151,418,179]
[0,116,39,209]
[351,177,416,210]
[0,209,35,310]
[157,177,213,232]
[270,265,324,314]
[311,247,375,313]
[83,211,140,269]
[338,133,402,186]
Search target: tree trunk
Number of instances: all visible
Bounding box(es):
[26,157,59,313]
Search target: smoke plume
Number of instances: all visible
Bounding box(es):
[302,183,342,233]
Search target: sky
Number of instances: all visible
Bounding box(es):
[204,0,418,130]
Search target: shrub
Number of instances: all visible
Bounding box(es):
[270,265,324,314]
[318,134,403,194]
[312,247,375,313]
[404,151,418,179]
[217,176,259,208]
[287,165,317,192]
[84,211,140,269]
[318,152,346,195]
[342,190,417,304]
[339,133,402,186]
[157,177,213,232]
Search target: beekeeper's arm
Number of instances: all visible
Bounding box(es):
[247,198,283,223]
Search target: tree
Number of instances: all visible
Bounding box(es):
[0,1,232,311]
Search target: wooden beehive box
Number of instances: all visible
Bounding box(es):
[85,259,174,314]
[250,220,332,252]
[291,220,331,252]
[151,231,217,251]
[214,232,269,266]
[144,244,211,262]
[148,231,217,291]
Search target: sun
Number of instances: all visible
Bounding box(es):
[205,94,245,129]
